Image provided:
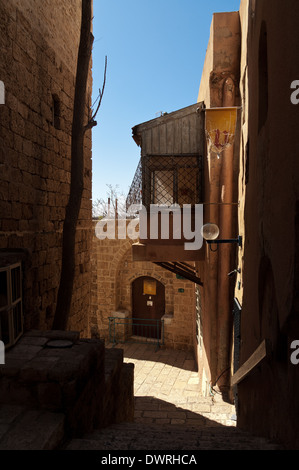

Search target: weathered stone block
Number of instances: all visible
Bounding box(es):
[0,409,65,450]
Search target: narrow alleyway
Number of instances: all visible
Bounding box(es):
[66,343,283,450]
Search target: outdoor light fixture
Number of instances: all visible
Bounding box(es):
[201,223,242,251]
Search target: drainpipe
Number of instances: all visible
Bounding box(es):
[216,76,236,390]
[206,141,221,387]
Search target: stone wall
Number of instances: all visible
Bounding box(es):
[0,0,93,336]
[235,0,299,449]
[91,221,196,350]
[0,330,135,441]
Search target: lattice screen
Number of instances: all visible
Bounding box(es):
[126,154,203,212]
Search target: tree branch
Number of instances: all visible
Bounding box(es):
[52,0,94,330]
[84,55,107,133]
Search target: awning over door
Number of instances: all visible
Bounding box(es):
[153,261,203,286]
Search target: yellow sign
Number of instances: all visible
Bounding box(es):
[205,107,237,156]
[143,279,156,295]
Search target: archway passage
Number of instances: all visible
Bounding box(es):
[132,276,165,339]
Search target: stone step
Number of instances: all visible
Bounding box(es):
[0,405,65,450]
[133,395,236,427]
[65,422,282,451]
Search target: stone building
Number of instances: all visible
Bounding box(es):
[0,0,298,451]
[193,0,299,449]
[233,0,299,449]
[120,0,299,449]
[195,11,241,397]
[91,221,197,350]
[0,0,93,343]
[0,1,134,446]
[124,12,241,400]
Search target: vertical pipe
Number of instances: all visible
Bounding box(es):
[216,76,236,388]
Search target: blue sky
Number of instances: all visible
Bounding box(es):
[91,0,241,202]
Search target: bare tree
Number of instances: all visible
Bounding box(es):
[52,0,106,330]
[92,184,127,219]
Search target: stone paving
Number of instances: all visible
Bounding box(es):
[114,342,236,427]
[66,342,284,450]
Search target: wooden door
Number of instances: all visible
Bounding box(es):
[132,276,165,339]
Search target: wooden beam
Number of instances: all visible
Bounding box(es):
[231,339,272,387]
[154,262,203,286]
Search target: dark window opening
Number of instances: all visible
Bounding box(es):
[52,94,61,130]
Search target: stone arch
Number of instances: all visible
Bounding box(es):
[128,271,168,286]
[91,226,196,349]
[115,247,175,317]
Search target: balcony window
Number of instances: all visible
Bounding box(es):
[128,103,205,213]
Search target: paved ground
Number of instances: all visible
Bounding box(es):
[66,342,284,450]
[114,342,236,427]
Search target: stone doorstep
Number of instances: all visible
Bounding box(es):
[0,405,65,450]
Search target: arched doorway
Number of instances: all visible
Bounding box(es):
[132,276,165,339]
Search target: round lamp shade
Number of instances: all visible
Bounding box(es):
[201,223,220,241]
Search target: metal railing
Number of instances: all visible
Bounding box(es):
[108,316,164,349]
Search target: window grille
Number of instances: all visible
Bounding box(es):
[126,158,142,211]
[0,262,23,348]
[126,154,203,212]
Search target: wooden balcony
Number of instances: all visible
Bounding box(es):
[128,102,205,263]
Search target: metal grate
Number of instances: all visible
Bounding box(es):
[126,158,142,211]
[109,316,164,349]
[126,154,203,212]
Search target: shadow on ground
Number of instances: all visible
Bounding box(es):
[134,395,231,427]
[109,342,197,372]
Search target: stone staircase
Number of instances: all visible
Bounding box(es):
[64,420,282,451]
[64,388,282,451]
[0,337,284,451]
[0,332,134,450]
[0,405,65,450]
[0,401,283,451]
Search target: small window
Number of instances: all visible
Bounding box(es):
[52,94,61,130]
[148,155,202,207]
[0,263,23,348]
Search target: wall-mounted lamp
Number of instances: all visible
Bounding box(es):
[201,223,242,251]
